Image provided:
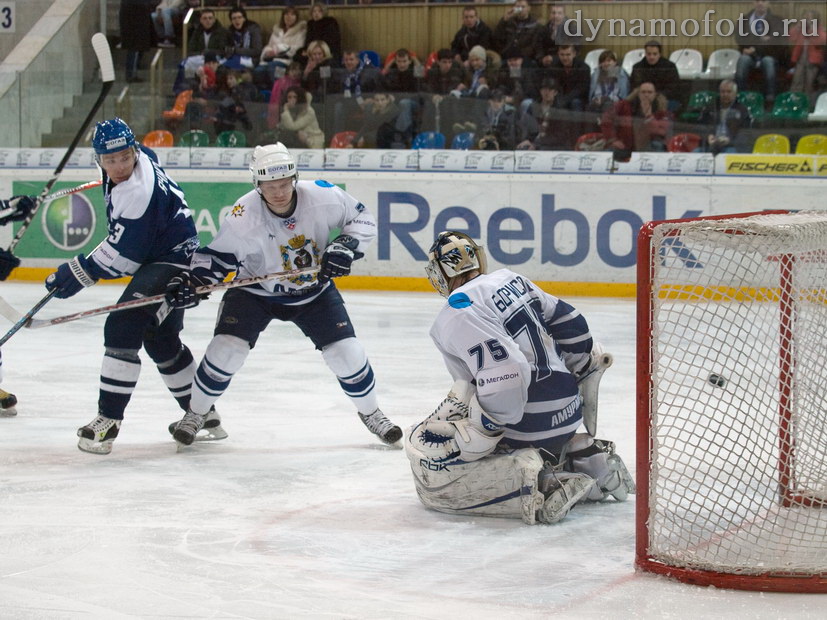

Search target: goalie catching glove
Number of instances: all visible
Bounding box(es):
[413,383,505,463]
[45,254,98,298]
[318,235,363,283]
[164,269,215,309]
[0,195,36,226]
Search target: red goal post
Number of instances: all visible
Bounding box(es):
[636,210,827,593]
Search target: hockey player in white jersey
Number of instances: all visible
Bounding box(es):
[405,231,634,524]
[43,118,204,454]
[164,143,402,446]
[0,194,35,416]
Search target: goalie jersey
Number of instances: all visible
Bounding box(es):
[430,269,593,451]
[88,146,198,279]
[191,180,376,304]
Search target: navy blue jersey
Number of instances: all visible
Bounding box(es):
[88,146,198,279]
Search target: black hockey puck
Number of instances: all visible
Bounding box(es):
[708,373,726,388]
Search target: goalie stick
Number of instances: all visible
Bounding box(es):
[6,33,114,253]
[0,266,321,330]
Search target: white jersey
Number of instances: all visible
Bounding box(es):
[192,179,376,303]
[430,268,592,450]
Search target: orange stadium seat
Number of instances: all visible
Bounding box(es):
[142,130,174,147]
[667,133,702,153]
[329,131,357,148]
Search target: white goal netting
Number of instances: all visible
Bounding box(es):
[640,211,827,587]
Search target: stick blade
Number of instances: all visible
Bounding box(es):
[92,33,115,83]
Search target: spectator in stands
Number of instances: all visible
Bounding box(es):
[424,48,466,135]
[331,50,382,134]
[213,66,254,137]
[351,91,406,149]
[497,45,541,114]
[187,8,232,57]
[382,49,423,146]
[601,82,672,152]
[297,3,342,65]
[547,45,591,111]
[697,79,752,154]
[460,45,499,100]
[630,40,682,111]
[788,10,826,101]
[735,0,787,106]
[121,0,156,83]
[536,3,584,68]
[152,0,184,48]
[184,51,220,131]
[476,89,518,151]
[517,78,575,151]
[279,86,325,149]
[301,40,335,102]
[451,5,494,65]
[588,50,630,113]
[223,6,263,71]
[267,61,303,129]
[492,0,542,59]
[256,7,308,89]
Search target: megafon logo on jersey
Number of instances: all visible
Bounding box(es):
[42,192,97,251]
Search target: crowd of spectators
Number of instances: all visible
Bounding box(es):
[144,1,826,153]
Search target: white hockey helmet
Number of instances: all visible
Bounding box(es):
[249,143,298,187]
[426,230,488,297]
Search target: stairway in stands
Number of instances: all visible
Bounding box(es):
[40,41,183,148]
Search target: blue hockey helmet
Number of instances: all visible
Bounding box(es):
[92,118,137,156]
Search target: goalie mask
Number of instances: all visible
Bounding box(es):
[249,143,298,188]
[426,231,488,297]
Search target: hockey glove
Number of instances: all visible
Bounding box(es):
[0,248,20,281]
[318,235,363,283]
[0,195,36,225]
[164,270,214,309]
[45,254,98,298]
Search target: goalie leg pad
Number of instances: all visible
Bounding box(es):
[563,434,635,501]
[405,427,545,524]
[577,345,613,437]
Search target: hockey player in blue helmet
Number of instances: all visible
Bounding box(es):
[43,118,222,454]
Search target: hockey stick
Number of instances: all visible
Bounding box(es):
[42,180,103,203]
[7,33,114,253]
[0,290,57,346]
[11,266,322,330]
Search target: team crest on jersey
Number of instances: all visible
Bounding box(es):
[283,216,296,230]
[280,234,320,284]
[230,204,245,217]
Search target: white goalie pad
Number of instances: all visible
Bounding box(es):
[405,423,545,524]
[577,343,613,436]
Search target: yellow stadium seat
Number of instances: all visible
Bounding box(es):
[752,133,790,155]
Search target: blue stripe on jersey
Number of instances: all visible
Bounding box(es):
[545,299,592,355]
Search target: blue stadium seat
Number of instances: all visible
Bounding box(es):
[412,131,446,149]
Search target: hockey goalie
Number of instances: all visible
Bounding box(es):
[404,231,635,524]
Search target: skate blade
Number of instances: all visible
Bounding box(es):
[77,438,114,455]
[1,407,18,417]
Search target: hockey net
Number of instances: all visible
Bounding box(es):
[636,211,827,592]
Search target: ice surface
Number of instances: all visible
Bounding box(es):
[0,282,824,619]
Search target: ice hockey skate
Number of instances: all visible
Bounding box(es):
[537,471,596,524]
[0,388,18,417]
[77,415,121,455]
[168,407,227,445]
[358,408,402,445]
